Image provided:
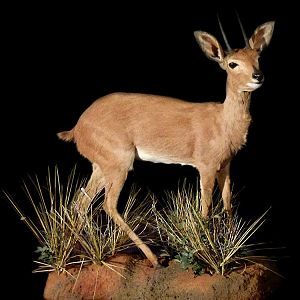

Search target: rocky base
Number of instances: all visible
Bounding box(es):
[44,254,281,300]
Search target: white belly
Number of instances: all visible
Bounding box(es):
[136,148,194,167]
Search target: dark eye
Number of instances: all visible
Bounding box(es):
[229,62,238,69]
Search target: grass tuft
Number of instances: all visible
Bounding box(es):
[153,183,272,275]
[5,169,277,277]
[5,166,85,273]
[4,168,153,275]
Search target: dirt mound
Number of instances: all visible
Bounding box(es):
[44,254,281,300]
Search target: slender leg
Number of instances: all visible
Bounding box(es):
[216,163,232,215]
[75,163,105,214]
[103,167,159,268]
[199,169,217,219]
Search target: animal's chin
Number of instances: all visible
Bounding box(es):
[242,82,263,92]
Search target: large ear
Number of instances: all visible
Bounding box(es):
[249,21,275,52]
[194,31,224,63]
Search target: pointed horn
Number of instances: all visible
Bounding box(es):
[235,11,250,48]
[217,14,232,52]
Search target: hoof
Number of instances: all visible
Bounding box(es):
[153,256,170,269]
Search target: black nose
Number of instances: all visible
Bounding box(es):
[252,71,264,83]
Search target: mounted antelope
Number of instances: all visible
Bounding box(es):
[57,19,274,268]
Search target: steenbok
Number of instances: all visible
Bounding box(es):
[58,19,274,267]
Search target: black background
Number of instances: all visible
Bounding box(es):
[1,2,296,299]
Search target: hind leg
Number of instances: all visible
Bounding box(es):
[75,163,105,214]
[94,148,159,267]
[102,166,159,267]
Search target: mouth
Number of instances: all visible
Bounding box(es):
[246,82,263,90]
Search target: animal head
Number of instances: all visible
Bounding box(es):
[194,20,275,92]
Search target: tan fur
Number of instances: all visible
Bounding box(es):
[57,21,274,267]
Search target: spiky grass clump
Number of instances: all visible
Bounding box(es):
[5,167,85,273]
[153,184,270,275]
[5,167,153,274]
[6,166,273,277]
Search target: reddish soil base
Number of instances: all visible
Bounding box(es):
[44,254,282,300]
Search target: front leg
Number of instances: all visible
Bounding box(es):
[199,169,217,219]
[216,162,232,215]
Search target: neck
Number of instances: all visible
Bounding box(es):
[223,84,252,153]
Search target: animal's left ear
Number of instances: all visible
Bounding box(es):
[249,21,275,52]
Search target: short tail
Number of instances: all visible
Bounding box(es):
[57,129,74,142]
